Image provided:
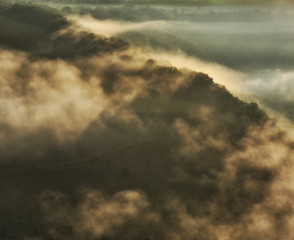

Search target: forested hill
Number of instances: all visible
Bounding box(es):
[0,3,293,240]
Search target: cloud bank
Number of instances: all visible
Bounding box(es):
[0,3,294,240]
[68,7,294,124]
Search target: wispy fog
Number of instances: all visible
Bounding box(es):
[68,4,294,123]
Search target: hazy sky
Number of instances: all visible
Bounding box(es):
[129,0,294,4]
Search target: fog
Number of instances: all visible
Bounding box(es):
[66,4,294,123]
[1,2,294,240]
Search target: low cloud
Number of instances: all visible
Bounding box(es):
[1,3,294,240]
[67,11,294,127]
[70,15,166,37]
[39,189,160,240]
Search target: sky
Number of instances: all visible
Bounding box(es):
[128,0,294,5]
[0,1,294,240]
